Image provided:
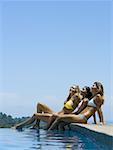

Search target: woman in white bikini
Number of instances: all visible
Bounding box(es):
[14,82,104,130]
[47,82,104,130]
[14,85,81,129]
[46,85,92,130]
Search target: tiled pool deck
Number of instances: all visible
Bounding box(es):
[69,123,113,149]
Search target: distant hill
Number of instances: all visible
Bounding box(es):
[0,112,30,128]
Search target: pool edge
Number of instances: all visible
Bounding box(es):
[69,123,113,149]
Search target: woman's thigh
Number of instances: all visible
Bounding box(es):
[34,113,53,122]
[37,103,54,113]
[59,114,86,123]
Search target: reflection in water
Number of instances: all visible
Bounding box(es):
[22,128,104,150]
[0,128,108,150]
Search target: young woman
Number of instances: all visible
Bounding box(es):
[46,85,92,129]
[48,94,104,130]
[47,82,104,130]
[38,82,104,130]
[14,82,104,129]
[74,82,104,124]
[14,85,81,129]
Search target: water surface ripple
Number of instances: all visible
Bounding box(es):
[0,128,109,150]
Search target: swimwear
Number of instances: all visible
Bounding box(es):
[64,99,74,110]
[78,114,87,122]
[87,99,97,108]
[64,94,81,111]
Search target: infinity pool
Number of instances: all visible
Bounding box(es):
[0,128,108,150]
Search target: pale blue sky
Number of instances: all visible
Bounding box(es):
[0,1,112,122]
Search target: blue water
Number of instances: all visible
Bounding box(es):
[0,128,109,150]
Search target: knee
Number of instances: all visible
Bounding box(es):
[37,102,43,108]
[33,113,39,119]
[53,113,58,117]
[37,102,41,107]
[33,113,36,117]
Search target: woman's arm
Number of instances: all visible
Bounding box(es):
[74,98,88,114]
[93,113,97,124]
[64,94,71,104]
[97,107,104,124]
[94,94,104,124]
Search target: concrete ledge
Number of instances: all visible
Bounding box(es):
[69,123,113,149]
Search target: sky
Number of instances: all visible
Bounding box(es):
[0,0,112,122]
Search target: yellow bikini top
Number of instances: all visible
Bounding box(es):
[64,94,82,110]
[64,99,74,110]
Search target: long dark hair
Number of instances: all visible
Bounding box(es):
[84,86,93,99]
[94,81,104,96]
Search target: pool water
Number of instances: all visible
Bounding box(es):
[0,128,109,150]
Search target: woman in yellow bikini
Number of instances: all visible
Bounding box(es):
[46,88,82,129]
[47,82,104,130]
[14,85,81,129]
[46,85,93,129]
[48,93,104,130]
[14,82,104,129]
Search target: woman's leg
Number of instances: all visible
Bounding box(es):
[46,108,65,130]
[37,103,54,113]
[14,113,52,129]
[46,114,59,129]
[58,121,69,131]
[35,103,54,127]
[34,113,52,122]
[48,114,87,130]
[14,115,36,129]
